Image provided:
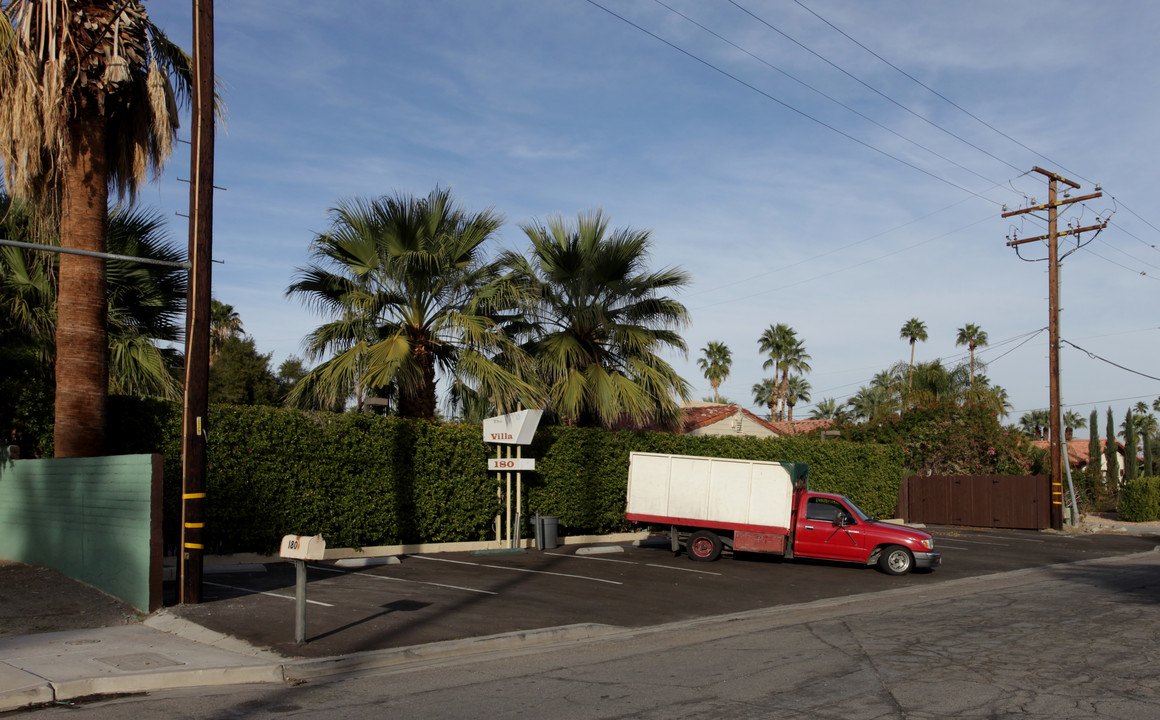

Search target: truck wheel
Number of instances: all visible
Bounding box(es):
[687,530,722,562]
[878,545,913,575]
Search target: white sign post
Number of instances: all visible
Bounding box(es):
[482,410,542,547]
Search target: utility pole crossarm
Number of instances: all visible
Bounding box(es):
[1006,221,1109,247]
[1001,191,1103,218]
[1032,166,1081,189]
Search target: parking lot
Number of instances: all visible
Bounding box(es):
[168,527,1160,658]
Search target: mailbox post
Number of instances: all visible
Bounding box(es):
[279,534,326,643]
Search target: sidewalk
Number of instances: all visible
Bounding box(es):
[0,608,615,712]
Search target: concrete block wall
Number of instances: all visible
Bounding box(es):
[0,454,163,612]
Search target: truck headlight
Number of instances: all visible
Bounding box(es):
[919,538,934,551]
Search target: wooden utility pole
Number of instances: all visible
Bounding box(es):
[180,0,215,604]
[1004,167,1104,529]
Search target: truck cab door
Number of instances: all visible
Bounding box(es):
[795,498,865,562]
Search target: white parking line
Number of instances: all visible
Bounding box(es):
[931,538,1008,546]
[935,544,970,550]
[968,533,1046,543]
[549,552,722,575]
[313,565,497,595]
[646,564,723,575]
[204,580,334,607]
[409,555,623,585]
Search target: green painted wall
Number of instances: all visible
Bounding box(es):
[0,454,162,612]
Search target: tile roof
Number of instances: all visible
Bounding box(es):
[1029,438,1128,466]
[617,401,779,435]
[766,418,836,436]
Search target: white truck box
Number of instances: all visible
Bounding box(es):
[625,451,799,531]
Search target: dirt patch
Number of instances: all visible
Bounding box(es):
[0,560,142,638]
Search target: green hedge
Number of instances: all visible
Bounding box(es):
[109,401,904,555]
[1117,476,1160,522]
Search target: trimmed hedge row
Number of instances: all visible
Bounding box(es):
[110,401,904,555]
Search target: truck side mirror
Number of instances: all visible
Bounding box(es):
[835,512,851,527]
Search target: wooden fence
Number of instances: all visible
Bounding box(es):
[898,475,1051,530]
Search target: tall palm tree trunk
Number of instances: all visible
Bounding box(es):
[777,370,789,422]
[908,340,916,389]
[54,113,109,457]
[398,342,438,421]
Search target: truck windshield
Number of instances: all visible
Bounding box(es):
[840,497,871,522]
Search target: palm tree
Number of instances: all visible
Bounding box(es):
[752,377,779,420]
[0,197,186,404]
[502,210,691,428]
[871,367,904,416]
[287,188,538,418]
[1020,409,1051,439]
[757,324,792,420]
[0,2,192,456]
[955,323,988,389]
[210,300,244,363]
[758,324,809,421]
[899,318,928,390]
[808,397,846,421]
[783,375,811,422]
[777,337,811,421]
[1063,410,1087,441]
[847,385,892,422]
[697,341,732,404]
[104,205,186,399]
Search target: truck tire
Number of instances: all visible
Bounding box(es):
[687,530,723,562]
[878,545,913,575]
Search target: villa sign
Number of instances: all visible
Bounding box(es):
[482,409,542,445]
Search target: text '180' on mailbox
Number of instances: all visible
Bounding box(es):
[280,534,327,560]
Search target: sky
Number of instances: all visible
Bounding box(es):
[142,1,1160,432]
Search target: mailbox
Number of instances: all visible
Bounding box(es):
[280,534,326,560]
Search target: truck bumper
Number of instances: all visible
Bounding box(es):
[913,551,942,570]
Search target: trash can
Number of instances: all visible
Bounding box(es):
[535,515,559,550]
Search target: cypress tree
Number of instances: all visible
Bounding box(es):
[1124,409,1139,482]
[1144,430,1154,478]
[1088,408,1100,478]
[1105,407,1120,486]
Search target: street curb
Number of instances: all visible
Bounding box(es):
[282,623,621,681]
[51,664,286,702]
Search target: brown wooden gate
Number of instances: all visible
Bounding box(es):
[899,475,1051,530]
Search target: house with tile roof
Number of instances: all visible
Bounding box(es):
[615,402,835,438]
[1030,438,1130,483]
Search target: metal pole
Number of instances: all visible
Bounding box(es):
[0,238,191,268]
[294,560,307,643]
[494,445,502,542]
[505,446,512,543]
[1060,406,1080,525]
[180,0,215,603]
[514,445,522,548]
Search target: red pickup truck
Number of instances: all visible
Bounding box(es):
[624,452,940,575]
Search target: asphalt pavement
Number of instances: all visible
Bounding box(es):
[2,523,1158,714]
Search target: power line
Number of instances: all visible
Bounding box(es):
[688,193,983,300]
[649,0,1015,194]
[582,0,1002,204]
[789,0,1089,186]
[726,0,1025,176]
[1062,339,1160,383]
[689,213,994,311]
